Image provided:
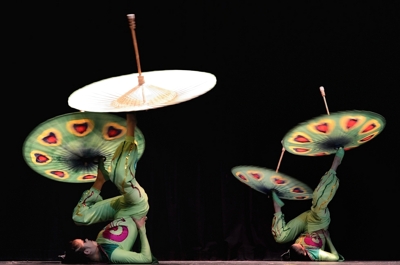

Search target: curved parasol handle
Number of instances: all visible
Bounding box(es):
[319,86,330,115]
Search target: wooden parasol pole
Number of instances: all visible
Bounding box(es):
[127,14,144,86]
[275,144,285,173]
[319,86,330,115]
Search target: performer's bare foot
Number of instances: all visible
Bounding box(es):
[335,147,345,161]
[126,112,137,137]
[133,216,147,229]
[272,190,285,208]
[91,157,108,190]
[330,147,344,171]
[96,167,107,185]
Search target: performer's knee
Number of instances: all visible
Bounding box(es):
[272,229,291,244]
[72,215,90,226]
[71,206,94,226]
[274,236,285,243]
[274,234,291,244]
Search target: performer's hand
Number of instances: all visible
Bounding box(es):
[133,216,147,229]
[323,229,330,238]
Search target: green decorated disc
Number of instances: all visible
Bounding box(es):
[232,165,312,200]
[282,110,386,156]
[22,112,145,183]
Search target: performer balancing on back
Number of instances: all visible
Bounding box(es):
[271,147,345,261]
[64,112,157,264]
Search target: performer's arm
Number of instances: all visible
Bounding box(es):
[108,217,153,264]
[317,230,341,261]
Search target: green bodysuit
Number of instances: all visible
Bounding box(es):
[97,216,152,263]
[72,135,154,263]
[72,136,149,225]
[271,168,344,261]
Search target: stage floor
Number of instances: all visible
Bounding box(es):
[0,261,399,265]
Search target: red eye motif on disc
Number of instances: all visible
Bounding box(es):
[238,174,247,181]
[294,148,310,153]
[346,119,359,129]
[362,123,376,133]
[294,135,310,143]
[315,123,328,133]
[273,178,286,185]
[250,173,261,180]
[73,123,89,135]
[49,171,66,178]
[35,154,50,163]
[82,175,96,180]
[292,187,305,193]
[360,134,375,142]
[42,132,58,144]
[107,126,123,138]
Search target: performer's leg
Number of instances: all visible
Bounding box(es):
[108,112,141,197]
[271,190,307,243]
[272,211,308,243]
[106,112,149,218]
[72,165,117,225]
[307,148,344,232]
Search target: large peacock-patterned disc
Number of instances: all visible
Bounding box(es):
[231,165,313,200]
[282,110,386,156]
[22,112,145,183]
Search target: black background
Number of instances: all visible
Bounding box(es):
[4,1,400,261]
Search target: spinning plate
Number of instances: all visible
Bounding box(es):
[282,110,386,156]
[22,112,145,183]
[68,70,217,112]
[231,165,313,200]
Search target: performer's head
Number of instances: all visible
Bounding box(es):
[281,243,312,261]
[61,239,99,263]
[61,244,89,263]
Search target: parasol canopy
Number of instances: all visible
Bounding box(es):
[68,70,217,112]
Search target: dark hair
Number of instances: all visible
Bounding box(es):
[281,245,312,261]
[60,242,91,264]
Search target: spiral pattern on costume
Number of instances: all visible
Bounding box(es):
[103,226,129,242]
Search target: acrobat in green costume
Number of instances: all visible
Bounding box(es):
[271,148,345,261]
[72,113,155,263]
